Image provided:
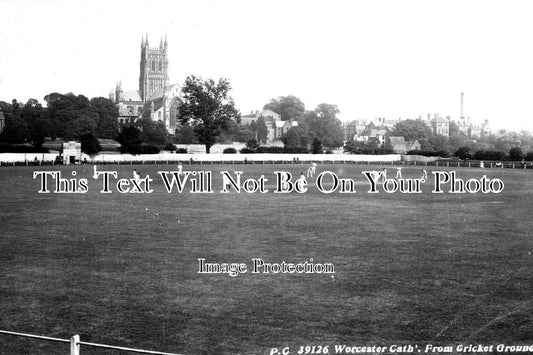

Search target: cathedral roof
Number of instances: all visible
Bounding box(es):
[147,83,181,101]
[149,98,165,112]
[120,90,142,102]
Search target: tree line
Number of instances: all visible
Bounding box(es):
[0,94,119,154]
[342,118,533,160]
[3,77,533,158]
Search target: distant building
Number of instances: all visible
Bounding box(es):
[62,141,82,165]
[382,118,401,130]
[421,114,450,137]
[143,84,182,134]
[344,120,367,141]
[274,119,297,140]
[111,81,144,125]
[110,35,180,133]
[345,110,491,145]
[406,140,421,151]
[455,116,491,138]
[389,136,409,154]
[431,116,450,137]
[240,109,297,143]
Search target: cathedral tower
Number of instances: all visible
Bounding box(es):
[139,34,169,102]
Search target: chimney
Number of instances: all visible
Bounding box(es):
[460,92,464,120]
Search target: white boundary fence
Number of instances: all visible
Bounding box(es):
[0,330,183,355]
[0,152,402,164]
[1,152,530,169]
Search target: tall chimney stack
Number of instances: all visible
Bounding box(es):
[460,92,464,120]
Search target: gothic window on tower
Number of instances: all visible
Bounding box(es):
[159,60,162,72]
[151,61,156,72]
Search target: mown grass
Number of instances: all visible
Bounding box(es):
[1,164,532,354]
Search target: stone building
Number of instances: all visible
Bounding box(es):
[240,109,297,143]
[111,35,180,133]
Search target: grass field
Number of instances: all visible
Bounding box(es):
[1,163,533,355]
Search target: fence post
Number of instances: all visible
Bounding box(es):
[70,335,80,355]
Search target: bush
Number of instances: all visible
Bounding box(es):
[0,143,49,153]
[176,148,187,153]
[79,133,102,156]
[509,147,523,161]
[140,145,160,154]
[473,150,506,161]
[525,152,533,161]
[256,146,284,153]
[240,147,255,154]
[164,142,177,151]
[246,138,259,150]
[311,137,323,154]
[406,150,450,158]
[454,146,472,160]
[284,146,309,154]
[223,148,237,154]
[117,125,143,154]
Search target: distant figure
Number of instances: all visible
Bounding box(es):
[133,169,140,181]
[479,161,484,168]
[307,162,317,178]
[297,173,307,185]
[495,161,503,168]
[222,174,233,190]
[177,163,183,174]
[421,169,428,182]
[381,168,387,182]
[93,165,98,179]
[369,171,381,183]
[395,167,402,179]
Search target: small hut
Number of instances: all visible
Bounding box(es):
[62,141,82,165]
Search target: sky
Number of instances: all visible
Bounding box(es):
[1,0,532,131]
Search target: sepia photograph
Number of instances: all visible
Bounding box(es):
[1,1,533,354]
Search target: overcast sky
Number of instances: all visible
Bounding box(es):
[1,0,532,131]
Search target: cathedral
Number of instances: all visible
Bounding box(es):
[110,35,182,134]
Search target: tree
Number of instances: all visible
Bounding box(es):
[90,97,119,138]
[79,132,102,156]
[344,139,381,154]
[263,95,305,121]
[0,100,29,144]
[177,76,240,153]
[0,111,28,144]
[311,137,323,154]
[44,93,97,139]
[281,126,310,149]
[454,146,472,160]
[174,124,197,144]
[391,119,434,150]
[494,130,522,153]
[116,125,143,154]
[246,138,260,150]
[305,104,345,148]
[250,116,268,144]
[136,117,167,145]
[509,147,524,161]
[429,134,450,153]
[20,98,48,146]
